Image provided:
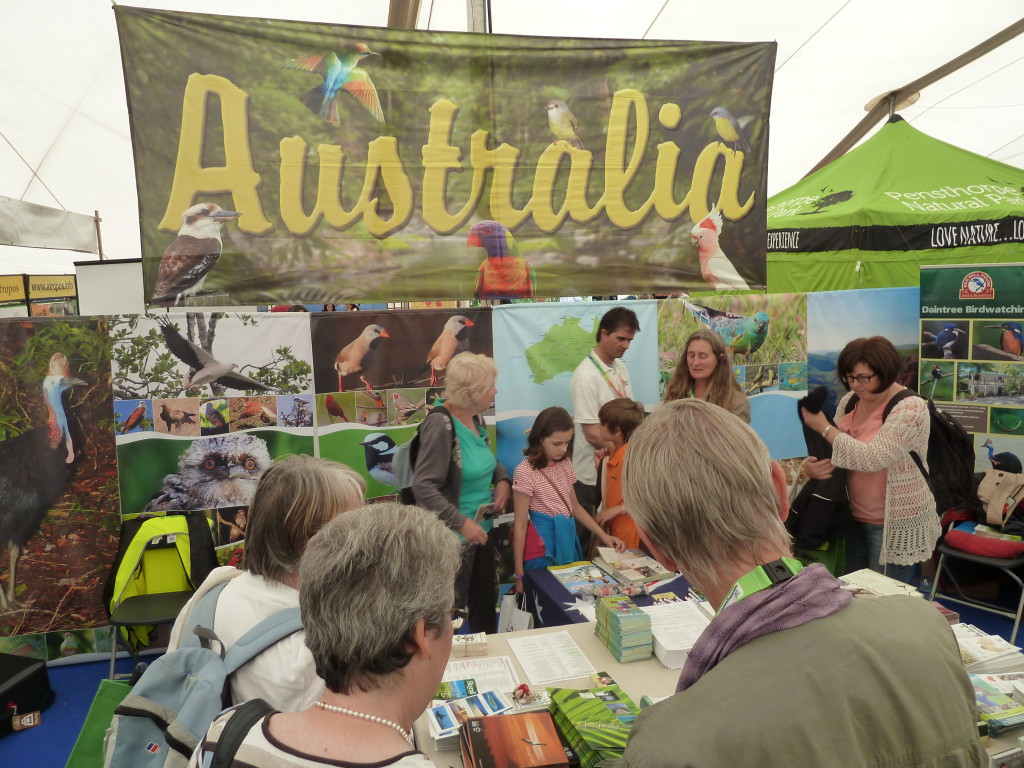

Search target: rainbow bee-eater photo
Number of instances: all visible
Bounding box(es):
[283,42,384,125]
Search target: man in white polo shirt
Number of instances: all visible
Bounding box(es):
[570,306,639,551]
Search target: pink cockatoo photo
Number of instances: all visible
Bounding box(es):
[689,209,750,290]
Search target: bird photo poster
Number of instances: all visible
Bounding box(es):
[659,294,808,459]
[310,308,493,498]
[921,265,1024,472]
[0,317,122,654]
[115,7,775,306]
[110,312,316,518]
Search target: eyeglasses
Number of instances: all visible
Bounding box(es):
[451,609,468,631]
[844,373,876,384]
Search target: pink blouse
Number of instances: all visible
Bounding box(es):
[836,402,887,524]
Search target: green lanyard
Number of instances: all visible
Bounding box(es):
[588,351,627,398]
[717,557,804,615]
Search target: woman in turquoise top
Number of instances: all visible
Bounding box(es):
[412,353,510,634]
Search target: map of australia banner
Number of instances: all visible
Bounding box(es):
[114,7,775,306]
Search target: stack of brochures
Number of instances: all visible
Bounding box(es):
[952,623,1024,674]
[594,595,652,663]
[969,672,1024,735]
[592,547,674,587]
[459,712,579,768]
[639,599,711,669]
[548,684,640,768]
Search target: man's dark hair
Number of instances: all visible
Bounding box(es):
[597,307,640,342]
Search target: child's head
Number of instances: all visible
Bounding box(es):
[523,406,575,469]
[598,398,645,445]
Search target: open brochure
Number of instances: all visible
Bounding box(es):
[593,547,674,586]
[547,561,616,595]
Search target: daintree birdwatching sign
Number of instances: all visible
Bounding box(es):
[115,7,775,305]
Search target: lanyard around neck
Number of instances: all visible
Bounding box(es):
[588,351,626,399]
[717,557,804,615]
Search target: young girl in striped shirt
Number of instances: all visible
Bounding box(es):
[512,407,625,592]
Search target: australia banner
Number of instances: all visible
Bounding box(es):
[114,7,775,306]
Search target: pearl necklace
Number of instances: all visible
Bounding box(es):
[315,700,414,746]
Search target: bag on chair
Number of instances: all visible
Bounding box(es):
[977,469,1024,529]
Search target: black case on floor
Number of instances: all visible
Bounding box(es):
[0,653,55,738]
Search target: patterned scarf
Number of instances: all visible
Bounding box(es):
[677,563,850,692]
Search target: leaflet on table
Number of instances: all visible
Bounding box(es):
[640,601,711,651]
[951,623,1024,672]
[547,561,616,594]
[427,689,514,738]
[969,673,1024,735]
[836,568,923,598]
[442,655,519,695]
[507,630,597,686]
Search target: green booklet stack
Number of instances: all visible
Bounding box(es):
[547,685,640,768]
[594,595,652,663]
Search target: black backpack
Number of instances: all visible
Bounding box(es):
[845,388,974,513]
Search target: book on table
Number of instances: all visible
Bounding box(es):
[459,711,579,768]
[593,547,674,587]
[546,561,616,595]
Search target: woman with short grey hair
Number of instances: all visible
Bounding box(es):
[412,352,511,634]
[190,503,461,767]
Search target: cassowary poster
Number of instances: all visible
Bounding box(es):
[0,317,119,654]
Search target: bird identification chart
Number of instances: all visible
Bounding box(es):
[110,312,316,560]
[115,7,774,305]
[0,317,121,650]
[920,265,1024,471]
[311,308,493,499]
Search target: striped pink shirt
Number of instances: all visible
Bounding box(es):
[512,458,577,518]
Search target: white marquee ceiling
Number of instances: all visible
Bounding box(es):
[1,0,1020,274]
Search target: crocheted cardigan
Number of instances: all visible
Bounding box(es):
[831,390,941,566]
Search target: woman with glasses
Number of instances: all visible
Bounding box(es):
[663,329,749,423]
[799,336,939,584]
[191,503,461,768]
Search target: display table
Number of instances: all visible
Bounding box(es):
[413,622,679,765]
[522,567,691,627]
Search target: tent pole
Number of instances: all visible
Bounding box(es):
[94,210,105,261]
[804,16,1024,178]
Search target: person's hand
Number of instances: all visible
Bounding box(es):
[595,506,623,526]
[803,456,834,480]
[492,479,511,512]
[593,447,609,468]
[604,534,627,553]
[513,578,524,594]
[460,517,488,546]
[800,406,829,435]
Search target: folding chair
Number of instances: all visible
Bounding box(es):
[928,542,1024,645]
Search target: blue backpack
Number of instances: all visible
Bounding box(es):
[103,578,302,768]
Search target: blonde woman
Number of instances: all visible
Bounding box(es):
[169,455,365,712]
[663,329,749,422]
[412,353,510,634]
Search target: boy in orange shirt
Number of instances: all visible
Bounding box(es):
[595,398,646,550]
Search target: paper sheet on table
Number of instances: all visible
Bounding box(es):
[442,655,518,694]
[507,630,596,686]
[640,601,711,651]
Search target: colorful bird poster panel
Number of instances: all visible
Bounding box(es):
[660,294,808,459]
[0,317,121,642]
[115,7,775,305]
[921,265,1024,472]
[491,300,660,474]
[311,308,493,498]
[111,312,316,515]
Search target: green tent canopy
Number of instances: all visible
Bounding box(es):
[766,115,1024,293]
